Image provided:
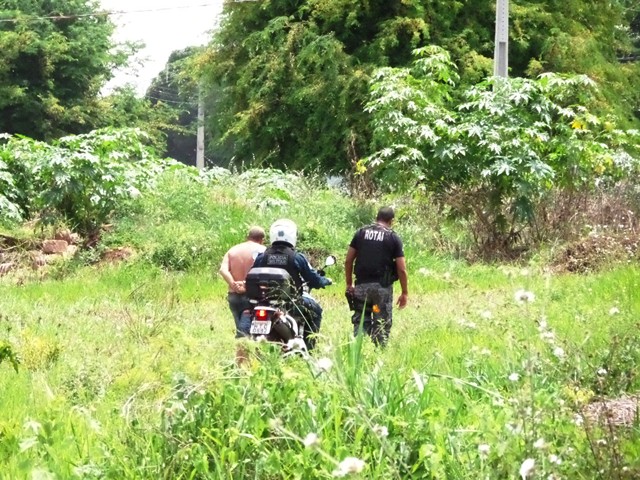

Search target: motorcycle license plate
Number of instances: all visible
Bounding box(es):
[250,320,272,335]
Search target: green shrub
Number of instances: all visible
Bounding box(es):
[365,46,640,255]
[0,128,168,235]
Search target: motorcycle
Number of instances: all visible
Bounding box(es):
[243,255,335,353]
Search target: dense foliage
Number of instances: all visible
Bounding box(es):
[0,128,165,234]
[364,46,640,251]
[145,48,200,166]
[198,0,640,171]
[0,0,126,140]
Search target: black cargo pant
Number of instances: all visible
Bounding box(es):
[350,282,394,347]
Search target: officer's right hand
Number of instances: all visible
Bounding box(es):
[397,293,408,309]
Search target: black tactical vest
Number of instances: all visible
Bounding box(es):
[258,243,303,291]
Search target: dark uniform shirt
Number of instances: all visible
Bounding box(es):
[350,223,404,286]
[253,242,331,292]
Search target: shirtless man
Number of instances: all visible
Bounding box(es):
[219,226,266,337]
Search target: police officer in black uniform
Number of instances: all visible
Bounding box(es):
[345,206,408,346]
[253,219,331,350]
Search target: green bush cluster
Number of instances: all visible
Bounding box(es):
[0,128,167,234]
[365,46,640,254]
[104,167,386,273]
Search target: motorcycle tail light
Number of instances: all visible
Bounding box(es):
[256,309,269,321]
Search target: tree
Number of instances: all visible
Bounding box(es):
[197,0,640,172]
[365,47,640,252]
[0,0,127,140]
[95,85,181,158]
[197,0,428,171]
[145,48,200,166]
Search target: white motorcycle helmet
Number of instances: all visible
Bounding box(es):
[269,219,297,248]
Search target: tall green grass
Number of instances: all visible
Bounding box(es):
[1,169,640,478]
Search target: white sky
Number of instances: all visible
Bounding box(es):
[100,0,225,95]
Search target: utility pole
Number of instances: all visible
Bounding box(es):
[196,85,205,170]
[494,0,509,77]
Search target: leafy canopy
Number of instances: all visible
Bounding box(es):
[0,129,167,234]
[196,0,640,172]
[0,0,126,140]
[198,0,428,171]
[365,46,640,247]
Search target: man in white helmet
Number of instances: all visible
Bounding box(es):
[252,219,331,350]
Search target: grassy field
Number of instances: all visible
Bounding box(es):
[1,170,640,479]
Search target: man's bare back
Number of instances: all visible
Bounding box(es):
[220,240,266,293]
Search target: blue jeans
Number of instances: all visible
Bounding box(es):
[227,293,251,338]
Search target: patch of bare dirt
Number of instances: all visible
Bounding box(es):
[0,231,83,278]
[582,394,640,427]
[101,247,135,264]
[552,232,640,273]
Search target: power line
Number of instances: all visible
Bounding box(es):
[0,3,223,23]
[145,94,197,106]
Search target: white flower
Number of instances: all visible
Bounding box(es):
[418,267,432,276]
[23,420,42,434]
[255,335,268,343]
[480,310,493,320]
[316,357,333,372]
[332,457,366,477]
[519,458,536,479]
[540,331,555,341]
[553,347,565,359]
[509,372,520,382]
[506,423,523,435]
[609,307,620,315]
[443,272,452,281]
[480,348,492,356]
[548,454,562,465]
[597,368,607,376]
[303,432,320,449]
[533,438,546,449]
[514,289,535,303]
[537,318,548,331]
[478,444,490,457]
[268,418,283,430]
[372,424,389,438]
